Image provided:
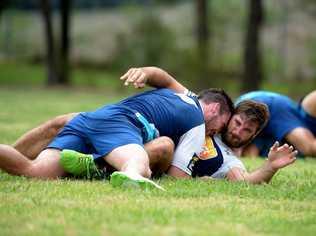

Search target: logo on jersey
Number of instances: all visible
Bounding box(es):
[187,155,199,172]
[175,93,198,108]
[198,136,218,160]
[187,136,219,172]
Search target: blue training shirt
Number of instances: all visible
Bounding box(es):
[117,88,205,146]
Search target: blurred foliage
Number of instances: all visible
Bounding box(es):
[0,0,315,95]
[112,12,178,71]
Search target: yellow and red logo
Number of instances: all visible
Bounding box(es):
[198,136,218,160]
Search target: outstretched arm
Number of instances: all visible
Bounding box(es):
[120,67,188,93]
[226,142,297,184]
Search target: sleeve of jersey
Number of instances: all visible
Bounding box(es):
[211,156,246,179]
[171,124,205,175]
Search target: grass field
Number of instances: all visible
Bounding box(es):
[0,87,316,236]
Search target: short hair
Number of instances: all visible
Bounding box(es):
[235,100,270,134]
[198,88,234,115]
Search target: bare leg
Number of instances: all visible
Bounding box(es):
[301,90,316,117]
[285,128,316,157]
[0,145,66,179]
[145,137,174,177]
[104,144,151,178]
[13,113,78,159]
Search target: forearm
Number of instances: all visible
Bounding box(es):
[141,67,187,93]
[242,162,277,184]
[226,164,277,185]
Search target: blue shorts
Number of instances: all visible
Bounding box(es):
[47,106,144,164]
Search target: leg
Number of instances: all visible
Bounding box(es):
[104,144,151,178]
[144,136,174,177]
[301,90,316,117]
[13,113,78,159]
[285,128,316,157]
[60,137,174,180]
[104,144,165,190]
[0,145,66,179]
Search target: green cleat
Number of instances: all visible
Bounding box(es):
[110,171,165,191]
[60,149,104,179]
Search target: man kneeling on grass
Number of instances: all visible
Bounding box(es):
[9,67,297,186]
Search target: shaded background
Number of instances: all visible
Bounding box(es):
[0,0,315,98]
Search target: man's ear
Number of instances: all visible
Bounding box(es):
[209,102,220,115]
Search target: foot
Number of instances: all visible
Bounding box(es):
[110,171,165,191]
[60,149,105,179]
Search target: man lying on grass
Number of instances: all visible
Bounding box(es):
[9,67,297,185]
[237,90,316,158]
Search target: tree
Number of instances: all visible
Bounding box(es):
[59,0,71,85]
[0,0,9,16]
[40,0,72,86]
[40,0,58,85]
[195,0,210,89]
[241,0,265,93]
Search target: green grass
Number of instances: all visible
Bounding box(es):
[0,86,316,236]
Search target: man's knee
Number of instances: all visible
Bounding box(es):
[302,91,316,117]
[146,136,174,159]
[155,137,174,158]
[146,137,174,176]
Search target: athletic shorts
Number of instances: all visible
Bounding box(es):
[47,107,144,164]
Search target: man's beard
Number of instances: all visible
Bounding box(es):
[222,132,250,148]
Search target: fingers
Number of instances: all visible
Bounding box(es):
[277,143,289,153]
[134,73,147,88]
[288,150,298,164]
[270,141,279,152]
[120,68,147,88]
[289,145,294,152]
[120,68,134,82]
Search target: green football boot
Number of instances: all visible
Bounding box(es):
[60,149,104,179]
[110,171,165,191]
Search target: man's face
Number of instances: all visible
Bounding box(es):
[205,112,231,136]
[222,113,259,148]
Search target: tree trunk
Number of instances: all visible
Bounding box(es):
[0,0,9,16]
[196,0,210,89]
[59,0,71,85]
[241,0,264,93]
[40,0,58,85]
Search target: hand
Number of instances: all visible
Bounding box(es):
[120,68,148,89]
[267,141,297,171]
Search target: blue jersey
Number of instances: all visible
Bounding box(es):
[87,88,204,146]
[237,91,316,157]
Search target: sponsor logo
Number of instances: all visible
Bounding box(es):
[198,136,218,160]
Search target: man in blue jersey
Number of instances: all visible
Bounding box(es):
[0,67,234,190]
[237,91,316,158]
